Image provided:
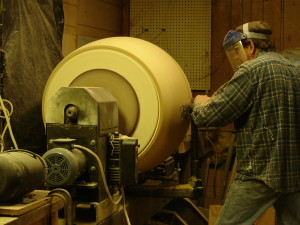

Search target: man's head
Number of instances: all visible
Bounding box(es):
[223,21,275,71]
[236,21,275,60]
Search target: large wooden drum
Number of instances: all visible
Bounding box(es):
[42,37,192,172]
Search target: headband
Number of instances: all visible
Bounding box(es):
[243,23,270,40]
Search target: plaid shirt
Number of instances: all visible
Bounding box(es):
[192,51,300,192]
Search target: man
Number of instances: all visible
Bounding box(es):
[192,21,300,225]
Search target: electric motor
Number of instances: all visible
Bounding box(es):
[0,150,47,202]
[43,147,87,187]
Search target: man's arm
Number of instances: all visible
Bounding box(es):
[191,67,255,127]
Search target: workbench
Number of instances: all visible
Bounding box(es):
[0,190,64,225]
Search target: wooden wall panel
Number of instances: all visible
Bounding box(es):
[242,0,253,23]
[102,0,122,7]
[63,2,77,27]
[283,0,300,49]
[62,1,78,56]
[62,0,125,56]
[62,26,77,56]
[263,0,282,50]
[77,0,122,33]
[77,24,118,38]
[210,0,232,95]
[63,0,78,4]
[231,0,243,29]
[251,0,263,22]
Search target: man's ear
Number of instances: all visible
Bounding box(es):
[249,39,256,56]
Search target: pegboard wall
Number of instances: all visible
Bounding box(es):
[130,0,211,90]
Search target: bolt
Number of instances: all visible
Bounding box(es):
[90,140,96,146]
[90,166,96,172]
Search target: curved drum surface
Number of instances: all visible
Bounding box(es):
[42,37,192,172]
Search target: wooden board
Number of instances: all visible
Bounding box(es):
[0,190,64,225]
[0,190,60,216]
[0,217,17,223]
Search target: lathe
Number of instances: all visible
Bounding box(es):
[0,37,204,225]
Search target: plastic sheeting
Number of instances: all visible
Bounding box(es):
[2,0,63,153]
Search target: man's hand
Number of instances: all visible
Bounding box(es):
[194,95,211,104]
